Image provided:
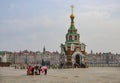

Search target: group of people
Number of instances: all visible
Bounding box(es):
[27,65,47,75]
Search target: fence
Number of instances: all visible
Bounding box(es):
[87,63,120,67]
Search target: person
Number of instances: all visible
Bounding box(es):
[44,68,47,75]
[27,66,31,75]
[34,65,39,75]
[38,66,42,75]
[41,66,47,75]
[27,65,34,75]
[31,66,34,75]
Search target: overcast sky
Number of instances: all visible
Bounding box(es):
[0,0,120,53]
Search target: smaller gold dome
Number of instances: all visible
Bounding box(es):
[70,14,75,19]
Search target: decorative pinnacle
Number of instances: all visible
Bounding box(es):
[70,5,75,24]
[71,5,74,15]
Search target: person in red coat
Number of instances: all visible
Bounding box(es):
[41,66,47,75]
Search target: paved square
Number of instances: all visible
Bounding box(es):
[0,67,120,83]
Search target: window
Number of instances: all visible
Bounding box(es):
[69,35,72,40]
[75,36,77,40]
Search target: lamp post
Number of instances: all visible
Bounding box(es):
[14,53,15,64]
[106,54,109,66]
[25,53,28,65]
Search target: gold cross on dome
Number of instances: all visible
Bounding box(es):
[71,5,74,14]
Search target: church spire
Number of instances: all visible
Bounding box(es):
[70,5,75,24]
[43,46,46,54]
[68,5,76,33]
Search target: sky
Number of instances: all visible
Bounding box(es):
[0,0,120,53]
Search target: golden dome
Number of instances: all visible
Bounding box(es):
[70,14,75,19]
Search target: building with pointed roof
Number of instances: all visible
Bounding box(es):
[60,5,87,68]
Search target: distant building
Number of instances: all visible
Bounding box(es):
[41,47,51,66]
[41,47,60,66]
[0,51,12,63]
[0,49,60,67]
[86,52,120,65]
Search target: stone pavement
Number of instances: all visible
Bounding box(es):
[0,67,120,83]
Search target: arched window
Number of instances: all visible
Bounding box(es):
[69,35,72,40]
[75,35,77,40]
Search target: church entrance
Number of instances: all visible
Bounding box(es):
[75,54,80,65]
[74,54,82,68]
[72,52,87,68]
